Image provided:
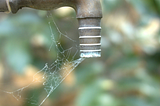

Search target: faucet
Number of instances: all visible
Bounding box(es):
[0,0,102,58]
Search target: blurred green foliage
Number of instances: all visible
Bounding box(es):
[0,0,160,106]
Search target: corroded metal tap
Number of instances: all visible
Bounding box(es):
[0,0,102,58]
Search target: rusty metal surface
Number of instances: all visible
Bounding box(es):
[76,0,102,18]
[78,18,101,27]
[9,0,102,18]
[79,28,101,36]
[9,0,76,13]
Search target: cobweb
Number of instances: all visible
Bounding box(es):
[2,11,85,106]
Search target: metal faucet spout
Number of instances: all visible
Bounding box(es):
[0,0,102,58]
[76,0,102,57]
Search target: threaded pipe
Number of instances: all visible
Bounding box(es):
[78,18,102,58]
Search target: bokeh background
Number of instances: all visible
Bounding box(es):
[0,0,160,106]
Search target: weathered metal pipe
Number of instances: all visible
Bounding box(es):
[0,0,102,58]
